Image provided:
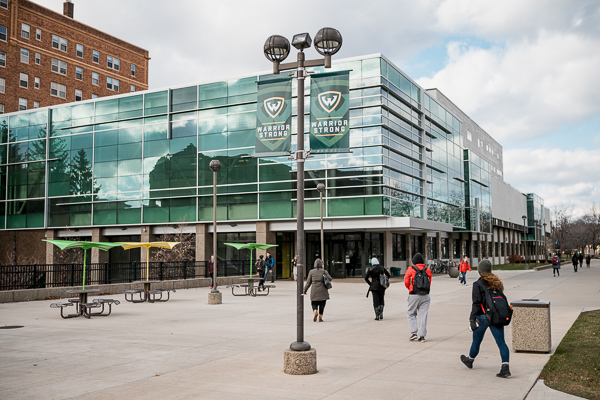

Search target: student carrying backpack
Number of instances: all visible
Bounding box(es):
[552,254,560,277]
[404,253,432,342]
[460,259,512,378]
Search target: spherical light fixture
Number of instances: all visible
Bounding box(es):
[264,35,290,74]
[209,159,221,172]
[314,28,342,68]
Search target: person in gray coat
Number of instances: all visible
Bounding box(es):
[303,258,332,322]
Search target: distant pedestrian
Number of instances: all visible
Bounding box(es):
[265,252,275,283]
[207,255,219,289]
[572,253,578,272]
[292,255,298,281]
[405,253,432,342]
[303,258,332,322]
[586,254,591,268]
[552,253,561,277]
[256,255,266,291]
[577,252,584,269]
[364,257,391,320]
[459,255,471,285]
[460,259,511,378]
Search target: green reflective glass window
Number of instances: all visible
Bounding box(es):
[95,130,118,147]
[172,118,197,138]
[227,77,256,97]
[144,122,167,141]
[199,82,227,100]
[198,115,227,135]
[93,206,116,225]
[199,133,227,151]
[28,140,46,161]
[95,145,118,162]
[170,137,196,155]
[94,161,117,178]
[144,140,169,158]
[228,113,255,131]
[118,175,142,191]
[171,87,197,112]
[144,91,168,116]
[362,58,380,77]
[118,95,143,119]
[96,177,117,193]
[259,163,291,182]
[118,142,142,160]
[118,127,142,144]
[117,201,141,224]
[328,197,364,216]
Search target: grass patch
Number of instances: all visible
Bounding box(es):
[540,309,600,399]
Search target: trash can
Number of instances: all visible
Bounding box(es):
[510,299,551,353]
[390,267,401,277]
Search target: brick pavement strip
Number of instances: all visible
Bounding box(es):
[0,260,598,400]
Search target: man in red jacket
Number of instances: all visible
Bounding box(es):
[404,253,432,342]
[459,255,471,285]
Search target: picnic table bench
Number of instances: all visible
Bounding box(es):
[148,288,175,302]
[226,283,275,296]
[50,297,120,319]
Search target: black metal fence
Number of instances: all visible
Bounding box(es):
[0,260,255,291]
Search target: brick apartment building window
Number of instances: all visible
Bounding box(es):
[76,44,84,58]
[35,53,41,65]
[131,64,136,77]
[52,35,68,52]
[0,104,4,114]
[107,55,120,71]
[21,24,30,39]
[19,98,28,111]
[21,48,29,63]
[0,0,7,9]
[130,85,135,92]
[0,52,5,67]
[91,94,98,99]
[0,77,5,93]
[51,82,66,98]
[36,28,42,41]
[92,72,99,85]
[92,50,99,63]
[106,77,119,92]
[75,66,83,80]
[34,77,40,89]
[0,26,7,41]
[34,101,39,108]
[51,58,67,75]
[75,89,82,101]
[20,73,28,88]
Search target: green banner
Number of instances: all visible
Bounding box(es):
[255,78,292,157]
[309,71,351,153]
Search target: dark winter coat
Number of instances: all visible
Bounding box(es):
[304,262,332,301]
[364,264,390,291]
[572,254,578,266]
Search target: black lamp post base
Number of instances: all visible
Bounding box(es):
[290,341,311,351]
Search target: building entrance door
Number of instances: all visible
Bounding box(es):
[328,240,346,279]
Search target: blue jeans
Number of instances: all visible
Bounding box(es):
[469,315,510,363]
[460,272,467,284]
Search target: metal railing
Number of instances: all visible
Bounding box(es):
[0,260,259,291]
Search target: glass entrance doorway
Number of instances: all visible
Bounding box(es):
[306,233,365,278]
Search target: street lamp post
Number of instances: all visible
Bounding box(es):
[543,222,547,261]
[522,215,528,269]
[317,183,325,262]
[264,28,342,370]
[209,160,221,303]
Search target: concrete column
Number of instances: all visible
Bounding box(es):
[458,234,465,259]
[436,232,442,260]
[45,230,56,287]
[256,221,276,258]
[406,234,413,265]
[477,233,482,261]
[422,232,428,263]
[196,223,211,277]
[384,231,393,269]
[140,226,155,264]
[91,228,109,264]
[448,234,455,261]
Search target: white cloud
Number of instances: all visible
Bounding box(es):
[504,147,600,217]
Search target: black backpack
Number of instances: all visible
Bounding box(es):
[481,284,513,327]
[411,265,430,294]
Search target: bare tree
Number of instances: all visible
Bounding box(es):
[151,224,195,262]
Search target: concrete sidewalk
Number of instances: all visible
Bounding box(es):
[1,260,598,400]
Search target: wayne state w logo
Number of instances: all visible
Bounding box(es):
[318,91,342,113]
[264,97,285,119]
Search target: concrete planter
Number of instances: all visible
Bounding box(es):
[448,266,459,278]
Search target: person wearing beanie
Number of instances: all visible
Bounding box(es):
[460,259,511,378]
[364,257,391,320]
[303,259,332,322]
[404,252,432,342]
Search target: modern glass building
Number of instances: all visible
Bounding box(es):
[0,54,548,278]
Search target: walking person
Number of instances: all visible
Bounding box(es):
[586,254,591,268]
[303,258,332,322]
[364,257,391,320]
[552,253,561,277]
[405,253,432,342]
[572,253,578,272]
[458,255,471,285]
[577,252,584,269]
[207,255,219,289]
[292,255,298,281]
[265,251,275,283]
[460,260,511,378]
[256,255,266,292]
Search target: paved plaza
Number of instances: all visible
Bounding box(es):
[1,260,598,400]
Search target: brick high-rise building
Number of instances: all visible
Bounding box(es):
[0,0,149,114]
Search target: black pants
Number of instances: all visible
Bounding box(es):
[311,300,326,314]
[371,290,385,308]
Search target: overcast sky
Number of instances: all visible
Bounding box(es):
[35,0,600,218]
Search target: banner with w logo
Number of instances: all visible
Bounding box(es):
[309,71,350,153]
[255,78,292,157]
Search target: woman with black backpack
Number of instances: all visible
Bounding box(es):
[460,259,511,378]
[364,257,391,321]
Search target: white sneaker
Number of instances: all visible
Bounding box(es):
[409,333,418,341]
